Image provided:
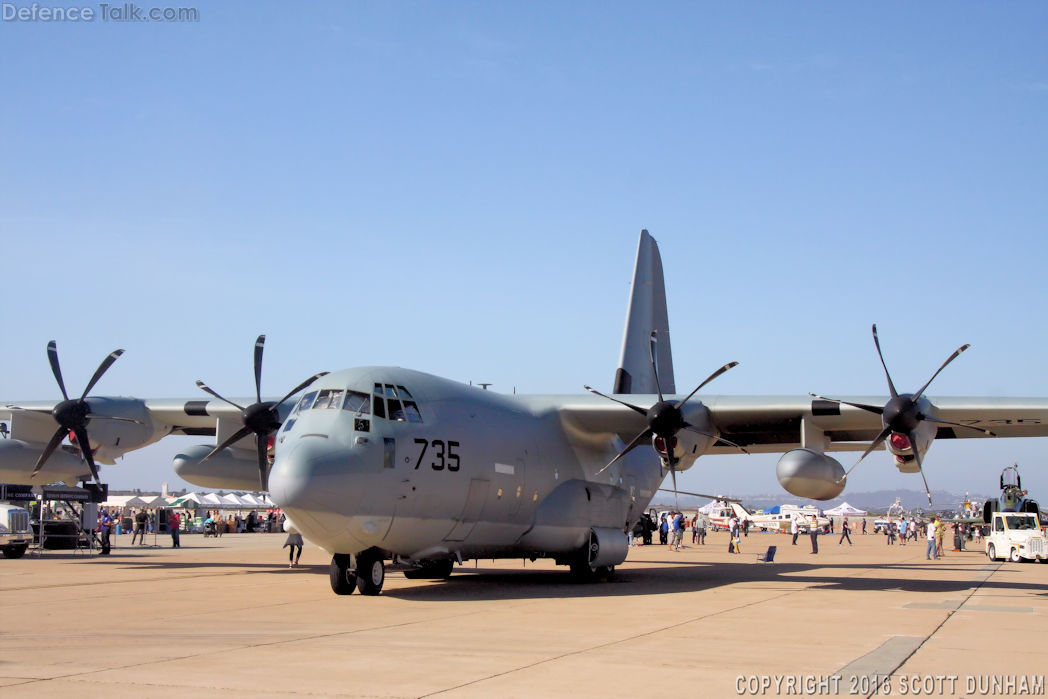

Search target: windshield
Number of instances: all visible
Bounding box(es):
[1004,515,1038,530]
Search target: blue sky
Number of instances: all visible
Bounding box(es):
[2,2,1046,501]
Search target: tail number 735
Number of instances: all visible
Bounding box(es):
[413,439,460,471]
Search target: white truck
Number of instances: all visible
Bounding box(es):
[985,511,1047,563]
[0,502,33,559]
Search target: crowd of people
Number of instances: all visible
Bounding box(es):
[625,508,988,561]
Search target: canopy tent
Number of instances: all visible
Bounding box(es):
[824,502,868,517]
[135,494,169,508]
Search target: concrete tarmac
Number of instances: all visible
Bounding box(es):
[1,529,1046,698]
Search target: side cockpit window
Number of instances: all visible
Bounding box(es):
[371,383,423,423]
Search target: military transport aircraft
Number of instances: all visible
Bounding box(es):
[4,231,1048,596]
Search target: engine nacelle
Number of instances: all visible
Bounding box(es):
[776,448,846,501]
[885,418,937,474]
[174,444,265,491]
[652,429,712,471]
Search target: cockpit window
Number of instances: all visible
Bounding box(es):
[369,383,423,423]
[293,391,318,414]
[312,389,345,410]
[342,391,370,414]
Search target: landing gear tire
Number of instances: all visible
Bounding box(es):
[330,553,356,595]
[1010,547,1021,563]
[569,560,615,582]
[356,548,386,596]
[2,544,28,559]
[403,559,454,580]
[987,544,996,561]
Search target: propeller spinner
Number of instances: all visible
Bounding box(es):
[28,341,138,485]
[812,324,995,506]
[585,332,747,508]
[195,335,327,492]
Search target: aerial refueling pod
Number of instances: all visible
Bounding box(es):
[776,448,846,501]
[586,527,630,568]
[173,444,266,492]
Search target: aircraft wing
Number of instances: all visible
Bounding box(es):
[550,393,1048,455]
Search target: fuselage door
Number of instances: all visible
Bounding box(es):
[444,478,489,542]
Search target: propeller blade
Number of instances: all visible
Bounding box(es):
[808,393,884,415]
[838,425,893,483]
[656,488,741,502]
[583,385,648,416]
[74,425,101,484]
[201,425,254,462]
[681,424,750,454]
[678,361,739,408]
[195,380,245,410]
[912,344,971,401]
[648,331,664,402]
[253,335,266,404]
[32,426,68,478]
[920,415,996,437]
[871,324,898,398]
[595,428,652,476]
[273,372,330,409]
[80,349,125,400]
[46,341,69,401]
[255,435,269,492]
[909,432,934,506]
[668,462,679,510]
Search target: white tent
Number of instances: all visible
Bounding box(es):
[220,493,248,508]
[200,492,225,507]
[825,502,868,517]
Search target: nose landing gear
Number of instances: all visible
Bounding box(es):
[329,548,387,596]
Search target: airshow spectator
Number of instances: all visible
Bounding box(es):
[98,508,113,555]
[838,517,852,546]
[131,508,147,546]
[170,511,181,548]
[926,516,939,560]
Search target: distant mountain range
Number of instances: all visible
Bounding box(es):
[653,489,994,514]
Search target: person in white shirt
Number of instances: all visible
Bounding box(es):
[926,517,938,560]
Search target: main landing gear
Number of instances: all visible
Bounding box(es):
[330,548,387,596]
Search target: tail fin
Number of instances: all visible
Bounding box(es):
[613,230,675,395]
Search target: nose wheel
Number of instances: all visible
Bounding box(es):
[330,554,357,595]
[355,548,386,596]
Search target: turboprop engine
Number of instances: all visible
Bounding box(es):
[776,449,846,501]
[174,444,267,491]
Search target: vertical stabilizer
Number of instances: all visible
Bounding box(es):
[613,230,675,395]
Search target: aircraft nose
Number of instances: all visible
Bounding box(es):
[268,438,348,513]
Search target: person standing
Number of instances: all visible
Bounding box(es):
[926,517,939,560]
[809,515,819,554]
[838,517,852,546]
[695,514,706,545]
[659,514,668,545]
[284,529,303,567]
[862,518,867,535]
[899,518,908,546]
[170,511,181,548]
[131,508,147,546]
[98,508,113,555]
[791,516,800,545]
